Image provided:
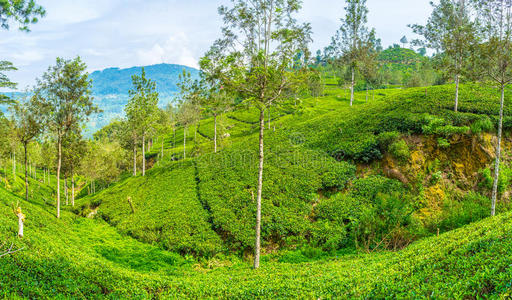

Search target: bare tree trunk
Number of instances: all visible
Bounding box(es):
[12,151,15,179]
[57,134,62,219]
[183,126,187,159]
[454,73,460,112]
[142,133,146,177]
[350,67,355,106]
[71,175,75,207]
[254,109,265,269]
[161,140,164,159]
[214,114,218,153]
[133,144,137,176]
[65,177,68,206]
[491,84,505,216]
[366,85,368,102]
[24,142,28,201]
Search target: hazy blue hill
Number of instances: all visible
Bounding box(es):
[90,63,200,98]
[86,63,199,134]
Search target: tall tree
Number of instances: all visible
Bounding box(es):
[196,61,234,153]
[474,0,512,216]
[411,0,477,112]
[125,68,159,177]
[204,0,312,268]
[329,0,375,106]
[10,94,43,200]
[33,57,97,218]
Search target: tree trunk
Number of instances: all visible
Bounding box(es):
[491,84,505,216]
[214,114,218,153]
[350,67,355,106]
[71,175,75,207]
[24,142,28,201]
[366,85,368,102]
[12,151,16,179]
[65,177,68,206]
[57,134,62,219]
[183,126,187,159]
[142,133,146,177]
[133,144,137,176]
[454,73,460,112]
[254,109,265,269]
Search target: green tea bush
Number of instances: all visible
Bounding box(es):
[388,139,410,161]
[435,192,491,232]
[470,116,494,134]
[80,161,222,257]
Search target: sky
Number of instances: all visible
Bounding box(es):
[0,0,434,90]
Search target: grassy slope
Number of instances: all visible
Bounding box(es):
[2,83,512,297]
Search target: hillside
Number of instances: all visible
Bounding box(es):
[1,83,512,297]
[90,64,200,97]
[88,63,200,134]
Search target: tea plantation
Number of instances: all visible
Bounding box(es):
[2,84,512,298]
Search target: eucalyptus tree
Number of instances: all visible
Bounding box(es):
[329,0,375,106]
[176,71,201,159]
[203,0,312,268]
[125,68,159,177]
[62,129,86,206]
[195,61,234,153]
[473,0,512,216]
[10,94,43,200]
[411,0,477,112]
[32,57,97,218]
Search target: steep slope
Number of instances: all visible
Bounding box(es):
[79,160,221,256]
[82,83,512,256]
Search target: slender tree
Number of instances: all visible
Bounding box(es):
[33,57,97,218]
[411,0,477,112]
[329,0,375,106]
[194,64,234,153]
[473,0,512,216]
[10,95,43,200]
[203,0,312,268]
[125,68,159,177]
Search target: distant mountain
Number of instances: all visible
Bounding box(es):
[90,63,200,98]
[88,63,200,134]
[0,64,200,136]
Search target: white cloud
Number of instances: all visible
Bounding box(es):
[136,34,199,68]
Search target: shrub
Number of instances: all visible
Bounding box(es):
[377,131,400,151]
[437,137,450,148]
[388,139,410,161]
[321,162,356,190]
[471,116,494,134]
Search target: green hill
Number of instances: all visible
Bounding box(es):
[1,83,512,297]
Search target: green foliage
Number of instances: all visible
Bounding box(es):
[388,139,410,161]
[470,116,494,134]
[81,160,222,257]
[0,0,45,32]
[479,164,512,195]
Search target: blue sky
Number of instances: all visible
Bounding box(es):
[0,0,433,89]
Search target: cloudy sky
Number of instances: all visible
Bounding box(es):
[0,0,434,89]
